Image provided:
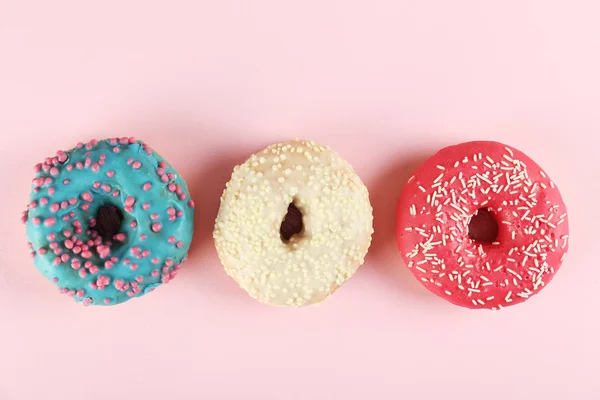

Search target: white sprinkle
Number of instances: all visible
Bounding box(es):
[436,165,446,170]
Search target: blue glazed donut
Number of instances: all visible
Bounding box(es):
[23,137,195,306]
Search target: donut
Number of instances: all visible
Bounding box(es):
[23,138,195,306]
[396,141,568,309]
[213,140,373,306]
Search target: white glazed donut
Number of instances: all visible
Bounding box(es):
[213,140,373,306]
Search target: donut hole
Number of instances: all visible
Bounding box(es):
[95,204,124,240]
[468,208,499,244]
[280,202,303,243]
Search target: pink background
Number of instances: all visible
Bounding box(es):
[1,1,599,399]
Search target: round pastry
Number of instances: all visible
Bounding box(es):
[396,141,568,309]
[213,139,373,306]
[23,137,195,306]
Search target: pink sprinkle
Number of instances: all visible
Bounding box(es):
[82,192,93,202]
[76,162,84,169]
[150,214,159,220]
[92,163,100,173]
[73,246,82,254]
[127,158,133,165]
[72,220,81,228]
[130,247,140,255]
[124,258,131,265]
[69,197,77,205]
[104,260,114,269]
[61,201,68,209]
[30,251,36,258]
[63,229,72,237]
[34,163,42,172]
[89,265,99,274]
[53,257,61,266]
[179,193,187,200]
[83,298,93,306]
[50,167,59,176]
[52,277,58,283]
[176,241,183,248]
[143,182,152,191]
[130,221,137,228]
[124,206,133,213]
[151,270,159,277]
[111,256,118,262]
[63,179,70,185]
[188,200,195,208]
[125,196,135,207]
[39,197,49,205]
[97,275,111,287]
[106,170,115,178]
[167,207,175,215]
[143,203,150,211]
[84,158,92,169]
[136,276,144,283]
[81,203,90,211]
[66,164,73,171]
[130,264,138,271]
[161,174,169,183]
[113,233,126,241]
[142,249,150,257]
[29,200,38,209]
[168,183,176,192]
[64,240,74,249]
[140,234,147,241]
[32,177,44,187]
[162,267,169,273]
[165,259,173,267]
[48,233,57,241]
[112,190,120,197]
[38,248,47,255]
[151,257,160,264]
[132,161,141,169]
[56,150,67,163]
[168,236,176,244]
[176,211,183,217]
[51,157,58,165]
[76,290,84,298]
[127,290,135,297]
[121,138,130,145]
[61,254,70,262]
[89,282,98,290]
[44,177,53,186]
[79,269,87,277]
[50,204,60,213]
[151,223,162,232]
[102,184,111,193]
[81,250,92,259]
[158,161,166,168]
[114,279,124,290]
[175,185,183,195]
[112,147,120,153]
[44,217,56,227]
[168,173,176,180]
[96,245,110,259]
[93,181,101,189]
[157,167,165,175]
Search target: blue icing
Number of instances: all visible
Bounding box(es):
[25,138,195,306]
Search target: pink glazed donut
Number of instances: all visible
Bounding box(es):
[396,141,569,309]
